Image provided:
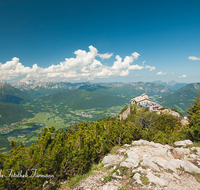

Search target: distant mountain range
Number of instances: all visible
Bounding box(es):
[159,83,200,114]
[13,80,175,99]
[13,80,81,90]
[0,80,198,125]
[152,80,188,91]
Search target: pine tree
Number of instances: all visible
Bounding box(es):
[187,92,200,127]
[189,110,200,141]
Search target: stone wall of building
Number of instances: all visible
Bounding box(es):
[119,104,131,120]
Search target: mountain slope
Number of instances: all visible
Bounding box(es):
[22,87,70,100]
[30,89,128,112]
[96,82,174,100]
[0,81,32,104]
[0,101,33,125]
[158,83,200,114]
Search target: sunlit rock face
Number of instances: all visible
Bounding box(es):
[69,139,200,190]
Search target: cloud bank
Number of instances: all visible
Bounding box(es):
[188,56,200,60]
[0,46,155,82]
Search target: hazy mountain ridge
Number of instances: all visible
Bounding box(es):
[94,82,174,101]
[13,80,82,90]
[12,81,174,101]
[159,83,200,114]
[153,80,188,91]
[13,80,175,94]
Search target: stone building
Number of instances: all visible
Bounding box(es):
[131,93,162,111]
[131,93,152,105]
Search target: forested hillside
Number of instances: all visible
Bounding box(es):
[0,101,33,125]
[159,83,200,114]
[30,89,128,112]
[95,82,174,100]
[0,82,33,125]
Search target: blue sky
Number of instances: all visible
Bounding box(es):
[0,0,200,83]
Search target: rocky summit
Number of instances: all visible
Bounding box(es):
[62,139,200,190]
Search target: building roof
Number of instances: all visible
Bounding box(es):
[131,93,157,105]
[133,96,150,102]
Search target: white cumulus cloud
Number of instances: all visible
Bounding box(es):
[145,65,156,71]
[157,71,166,75]
[0,46,155,82]
[188,56,200,60]
[98,52,113,59]
[132,52,140,60]
[179,75,187,78]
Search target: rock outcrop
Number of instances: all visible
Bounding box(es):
[174,140,193,147]
[61,139,200,190]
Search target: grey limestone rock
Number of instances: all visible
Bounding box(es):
[163,159,184,173]
[120,161,135,169]
[182,160,200,173]
[132,139,149,146]
[133,173,143,185]
[102,155,124,165]
[132,166,146,174]
[120,150,140,168]
[102,184,119,190]
[141,155,160,171]
[112,172,122,180]
[146,172,168,187]
[157,146,171,157]
[124,158,139,167]
[189,154,197,159]
[191,147,200,155]
[126,150,139,159]
[123,144,131,147]
[175,147,190,155]
[151,157,168,168]
[174,140,193,147]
